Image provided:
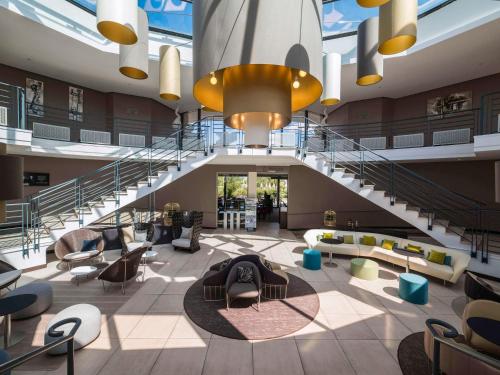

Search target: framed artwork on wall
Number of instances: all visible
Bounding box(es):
[69,86,83,121]
[26,78,44,117]
[427,91,472,116]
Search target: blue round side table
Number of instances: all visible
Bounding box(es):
[399,273,429,305]
[303,249,322,270]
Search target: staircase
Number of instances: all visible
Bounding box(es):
[298,118,489,260]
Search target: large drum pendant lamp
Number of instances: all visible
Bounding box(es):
[97,0,138,45]
[119,8,149,79]
[159,45,181,101]
[243,114,271,149]
[378,0,417,55]
[357,17,383,86]
[192,0,323,137]
[0,155,23,223]
[321,53,341,106]
[357,0,390,7]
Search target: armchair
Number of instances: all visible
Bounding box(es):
[464,271,500,303]
[424,300,500,375]
[54,229,104,269]
[225,261,261,311]
[171,211,203,253]
[98,246,148,294]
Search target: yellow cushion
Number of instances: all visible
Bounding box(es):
[381,239,395,250]
[428,250,447,265]
[405,244,422,253]
[323,232,333,239]
[120,225,135,244]
[361,235,376,246]
[343,235,354,244]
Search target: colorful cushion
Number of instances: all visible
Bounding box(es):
[444,255,452,266]
[81,239,99,252]
[405,244,422,253]
[427,250,447,265]
[343,235,354,244]
[237,266,254,283]
[381,239,395,250]
[119,225,135,244]
[323,232,333,239]
[361,235,376,246]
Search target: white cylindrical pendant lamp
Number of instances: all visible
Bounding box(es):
[357,0,390,7]
[243,113,270,149]
[321,53,341,106]
[357,17,383,86]
[119,8,149,79]
[97,0,138,45]
[378,0,417,55]
[159,45,181,101]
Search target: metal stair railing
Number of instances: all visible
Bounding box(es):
[295,116,492,261]
[26,120,209,253]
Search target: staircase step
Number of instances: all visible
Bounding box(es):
[406,205,421,212]
[446,225,466,236]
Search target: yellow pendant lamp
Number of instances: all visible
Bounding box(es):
[119,8,149,79]
[159,45,181,101]
[378,0,418,55]
[96,0,138,45]
[356,0,390,7]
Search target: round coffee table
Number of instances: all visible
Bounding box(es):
[141,250,158,281]
[319,238,342,267]
[0,294,37,348]
[70,266,97,286]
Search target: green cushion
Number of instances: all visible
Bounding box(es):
[323,232,333,239]
[361,235,376,246]
[343,235,354,244]
[381,239,395,250]
[405,244,422,253]
[427,250,447,265]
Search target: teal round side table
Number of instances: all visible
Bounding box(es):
[303,249,322,270]
[399,273,429,305]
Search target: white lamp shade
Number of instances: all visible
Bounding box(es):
[243,113,270,148]
[97,0,138,45]
[159,45,181,101]
[119,8,149,79]
[378,0,418,55]
[321,53,341,106]
[357,17,383,86]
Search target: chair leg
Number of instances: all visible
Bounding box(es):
[101,280,106,292]
[226,294,230,311]
[121,282,125,295]
[257,294,260,312]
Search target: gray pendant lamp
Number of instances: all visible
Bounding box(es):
[119,8,149,79]
[357,17,383,86]
[379,0,418,55]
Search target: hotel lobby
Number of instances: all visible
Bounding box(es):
[0,0,500,374]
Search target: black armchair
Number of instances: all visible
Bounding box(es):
[225,261,262,311]
[98,246,148,294]
[171,211,203,253]
[464,271,500,303]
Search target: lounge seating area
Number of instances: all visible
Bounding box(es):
[304,229,471,284]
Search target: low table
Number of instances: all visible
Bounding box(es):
[0,294,37,348]
[393,248,424,273]
[63,250,101,270]
[141,250,158,282]
[70,266,97,286]
[467,317,500,346]
[319,238,343,267]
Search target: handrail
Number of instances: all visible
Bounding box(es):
[0,317,81,375]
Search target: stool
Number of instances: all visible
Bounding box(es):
[303,249,321,270]
[8,281,53,320]
[350,258,379,280]
[399,273,429,305]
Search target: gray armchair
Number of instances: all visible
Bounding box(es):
[225,261,261,311]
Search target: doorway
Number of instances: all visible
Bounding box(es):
[256,175,288,227]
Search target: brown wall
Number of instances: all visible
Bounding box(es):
[328,73,500,125]
[22,156,109,196]
[0,63,176,141]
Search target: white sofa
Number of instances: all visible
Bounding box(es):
[303,229,470,284]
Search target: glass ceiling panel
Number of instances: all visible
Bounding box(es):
[71,0,451,39]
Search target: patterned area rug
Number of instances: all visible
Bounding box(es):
[398,332,432,375]
[184,273,319,340]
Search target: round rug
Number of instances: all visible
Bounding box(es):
[398,332,432,375]
[184,273,319,340]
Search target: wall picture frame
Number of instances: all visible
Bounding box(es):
[26,78,44,117]
[69,86,83,122]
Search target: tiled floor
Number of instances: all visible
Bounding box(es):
[10,223,472,375]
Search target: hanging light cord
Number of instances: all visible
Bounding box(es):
[216,0,247,71]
